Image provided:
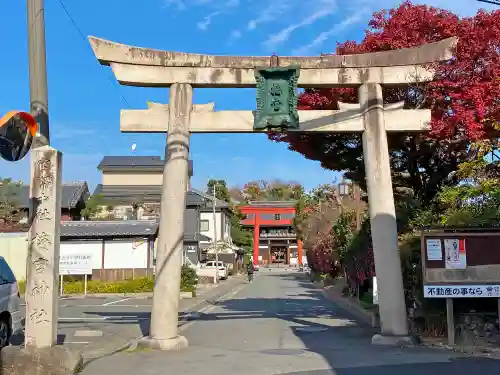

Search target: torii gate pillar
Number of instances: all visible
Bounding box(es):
[360,83,410,343]
[139,83,192,350]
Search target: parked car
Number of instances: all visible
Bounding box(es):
[0,256,23,348]
[204,261,228,280]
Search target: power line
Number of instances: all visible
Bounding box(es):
[477,0,500,5]
[55,0,132,108]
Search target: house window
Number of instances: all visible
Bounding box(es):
[274,214,281,221]
[200,220,210,231]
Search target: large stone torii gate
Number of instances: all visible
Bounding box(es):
[89,36,457,349]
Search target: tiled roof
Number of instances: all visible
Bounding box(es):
[93,185,226,208]
[4,221,210,241]
[190,188,229,208]
[15,182,89,209]
[244,201,297,208]
[61,220,158,238]
[97,156,193,176]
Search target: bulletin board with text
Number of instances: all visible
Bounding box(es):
[420,230,500,299]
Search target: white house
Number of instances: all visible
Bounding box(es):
[192,189,233,252]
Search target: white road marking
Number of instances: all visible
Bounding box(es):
[61,304,144,308]
[64,341,91,344]
[101,297,133,306]
[74,330,103,337]
[58,317,146,322]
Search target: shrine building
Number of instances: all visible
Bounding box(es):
[239,201,303,266]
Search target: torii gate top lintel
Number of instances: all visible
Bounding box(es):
[88,36,457,88]
[88,36,456,69]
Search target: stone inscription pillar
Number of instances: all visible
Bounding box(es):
[25,146,62,348]
[359,83,411,344]
[141,83,192,351]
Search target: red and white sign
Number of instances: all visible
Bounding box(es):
[444,238,467,270]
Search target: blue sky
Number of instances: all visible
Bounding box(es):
[0,0,493,193]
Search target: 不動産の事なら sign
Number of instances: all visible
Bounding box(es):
[424,285,500,298]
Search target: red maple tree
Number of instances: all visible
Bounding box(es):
[270,1,500,204]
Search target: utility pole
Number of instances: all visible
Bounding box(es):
[27,0,50,146]
[212,185,219,284]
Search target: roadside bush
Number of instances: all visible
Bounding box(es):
[62,277,155,294]
[18,280,26,295]
[180,265,198,292]
[19,270,199,295]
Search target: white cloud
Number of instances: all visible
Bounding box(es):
[246,2,291,31]
[195,0,240,31]
[228,30,242,43]
[197,11,221,31]
[262,0,337,51]
[290,0,495,56]
[161,0,186,10]
[292,12,367,55]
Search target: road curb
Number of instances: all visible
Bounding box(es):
[87,277,247,357]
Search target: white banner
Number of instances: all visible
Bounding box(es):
[424,284,500,298]
[59,253,93,275]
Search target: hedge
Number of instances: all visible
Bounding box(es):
[18,265,199,295]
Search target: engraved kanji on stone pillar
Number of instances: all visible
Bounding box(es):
[25,145,62,348]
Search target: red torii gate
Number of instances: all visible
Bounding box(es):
[239,202,303,266]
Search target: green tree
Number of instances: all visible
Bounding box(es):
[230,207,253,251]
[206,179,230,202]
[207,179,252,250]
[81,194,111,220]
[240,179,304,201]
[0,178,22,226]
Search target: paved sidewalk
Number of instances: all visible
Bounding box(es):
[81,270,500,375]
[13,275,247,362]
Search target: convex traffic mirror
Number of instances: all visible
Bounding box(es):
[0,111,37,162]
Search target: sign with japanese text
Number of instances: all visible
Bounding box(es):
[421,231,500,296]
[59,253,93,275]
[424,285,500,298]
[444,238,467,269]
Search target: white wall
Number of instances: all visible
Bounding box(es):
[200,211,233,244]
[103,239,148,269]
[0,233,28,281]
[61,241,103,270]
[200,212,222,242]
[0,234,151,280]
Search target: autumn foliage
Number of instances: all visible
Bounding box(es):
[273,1,500,141]
[270,2,500,206]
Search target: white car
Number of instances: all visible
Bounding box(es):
[0,256,23,347]
[204,261,228,280]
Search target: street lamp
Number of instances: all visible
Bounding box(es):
[338,178,350,197]
[337,177,362,231]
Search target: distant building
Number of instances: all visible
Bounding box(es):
[93,156,235,264]
[239,201,304,266]
[17,182,90,222]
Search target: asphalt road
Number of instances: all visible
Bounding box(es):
[81,268,500,375]
[13,276,246,360]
